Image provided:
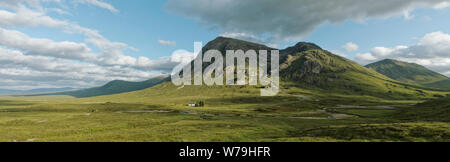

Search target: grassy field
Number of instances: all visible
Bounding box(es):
[0,82,449,142]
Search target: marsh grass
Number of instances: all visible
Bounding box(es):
[0,81,449,142]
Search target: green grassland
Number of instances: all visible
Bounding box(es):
[1,81,449,142]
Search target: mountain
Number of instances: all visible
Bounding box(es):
[202,38,447,99]
[366,59,450,90]
[81,38,450,113]
[52,75,169,98]
[198,36,277,70]
[95,37,444,101]
[0,87,75,95]
[0,89,22,95]
[276,43,427,98]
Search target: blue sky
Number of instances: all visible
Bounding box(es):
[36,0,450,59]
[37,0,219,59]
[1,0,450,90]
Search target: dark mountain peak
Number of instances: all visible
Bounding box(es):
[376,58,396,63]
[369,59,425,69]
[378,58,406,64]
[108,80,125,84]
[104,75,170,88]
[202,36,276,54]
[281,42,322,55]
[209,36,258,44]
[294,42,322,49]
[380,58,397,62]
[212,36,233,41]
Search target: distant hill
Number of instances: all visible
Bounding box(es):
[0,89,21,95]
[276,43,426,98]
[52,75,169,98]
[0,87,75,95]
[366,59,450,90]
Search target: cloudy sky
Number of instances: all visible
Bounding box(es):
[1,0,450,90]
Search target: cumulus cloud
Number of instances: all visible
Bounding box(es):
[330,50,348,58]
[355,31,450,77]
[167,0,450,42]
[0,27,95,61]
[158,40,177,46]
[342,42,359,52]
[0,4,134,51]
[0,47,159,90]
[0,27,194,71]
[0,6,68,28]
[0,46,189,90]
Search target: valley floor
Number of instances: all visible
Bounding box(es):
[0,92,449,142]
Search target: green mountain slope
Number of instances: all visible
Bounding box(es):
[366,59,450,90]
[53,75,169,98]
[424,79,450,90]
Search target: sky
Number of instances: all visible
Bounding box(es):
[1,0,450,90]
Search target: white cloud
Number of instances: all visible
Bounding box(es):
[167,0,450,42]
[355,31,450,77]
[0,0,61,10]
[2,27,192,71]
[355,53,378,63]
[170,50,197,64]
[0,27,192,72]
[158,40,177,46]
[0,4,134,51]
[403,10,415,20]
[342,42,359,52]
[75,0,118,13]
[330,50,348,58]
[434,2,450,9]
[0,6,68,28]
[47,8,72,15]
[0,27,95,61]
